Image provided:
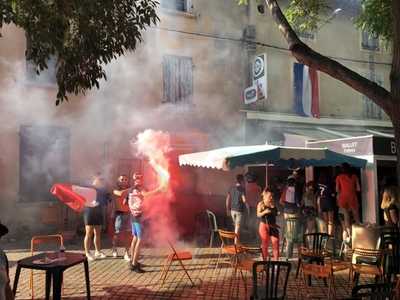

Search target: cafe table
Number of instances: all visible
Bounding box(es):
[13,251,90,300]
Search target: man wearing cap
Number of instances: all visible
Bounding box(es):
[0,222,13,300]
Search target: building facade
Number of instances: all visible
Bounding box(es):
[0,0,393,232]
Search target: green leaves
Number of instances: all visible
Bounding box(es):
[355,0,391,44]
[2,0,159,105]
[285,0,330,33]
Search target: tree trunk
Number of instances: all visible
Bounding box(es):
[391,1,400,187]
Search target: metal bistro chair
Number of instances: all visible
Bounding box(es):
[30,234,64,299]
[250,260,291,300]
[206,210,219,248]
[215,230,260,296]
[298,256,337,300]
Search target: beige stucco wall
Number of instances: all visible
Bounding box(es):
[0,1,250,231]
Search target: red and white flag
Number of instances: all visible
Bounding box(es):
[50,183,98,212]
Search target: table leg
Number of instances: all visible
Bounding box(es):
[12,265,21,296]
[52,271,63,300]
[45,270,52,300]
[84,259,91,300]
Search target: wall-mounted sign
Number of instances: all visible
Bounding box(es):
[244,85,258,104]
[253,53,267,100]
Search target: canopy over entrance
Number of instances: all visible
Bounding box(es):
[178,144,367,171]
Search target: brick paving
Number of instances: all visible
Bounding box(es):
[6,247,376,300]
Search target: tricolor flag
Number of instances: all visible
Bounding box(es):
[293,63,320,118]
[50,183,98,212]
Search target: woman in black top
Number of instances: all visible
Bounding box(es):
[381,186,399,226]
[257,188,279,260]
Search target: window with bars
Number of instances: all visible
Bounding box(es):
[363,75,384,119]
[162,55,193,103]
[19,125,70,202]
[361,31,379,51]
[25,35,57,86]
[160,0,193,12]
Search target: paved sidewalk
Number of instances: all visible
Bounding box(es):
[7,247,372,299]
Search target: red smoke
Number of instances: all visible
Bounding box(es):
[132,130,177,246]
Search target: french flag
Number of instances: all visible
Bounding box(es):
[50,183,98,212]
[293,63,320,118]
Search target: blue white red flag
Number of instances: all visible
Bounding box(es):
[293,63,320,118]
[50,183,97,212]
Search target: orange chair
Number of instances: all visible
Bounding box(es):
[30,234,64,299]
[215,230,260,296]
[159,240,195,287]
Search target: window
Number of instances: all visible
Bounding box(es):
[296,30,315,41]
[363,74,384,119]
[361,31,379,51]
[162,55,193,103]
[160,0,193,13]
[19,125,70,202]
[25,35,57,86]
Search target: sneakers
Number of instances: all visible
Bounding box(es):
[123,252,130,262]
[86,253,95,261]
[112,250,118,258]
[130,263,145,273]
[94,251,107,259]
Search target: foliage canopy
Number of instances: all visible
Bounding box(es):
[0,0,159,104]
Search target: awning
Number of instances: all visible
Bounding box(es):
[178,144,367,171]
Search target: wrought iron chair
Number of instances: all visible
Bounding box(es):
[30,234,64,299]
[250,260,291,300]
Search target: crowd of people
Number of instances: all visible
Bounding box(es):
[225,163,400,261]
[80,171,163,273]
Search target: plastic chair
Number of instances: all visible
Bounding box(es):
[159,240,195,287]
[295,232,331,279]
[206,210,219,248]
[30,234,64,299]
[250,260,291,300]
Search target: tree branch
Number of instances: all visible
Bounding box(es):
[264,0,393,116]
